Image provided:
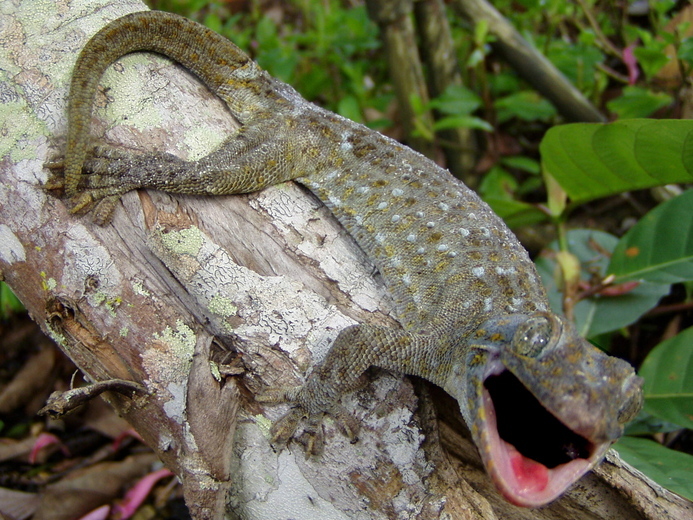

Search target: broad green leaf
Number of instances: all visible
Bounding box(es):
[535,230,670,338]
[639,326,693,429]
[614,436,693,501]
[608,189,693,284]
[541,119,693,204]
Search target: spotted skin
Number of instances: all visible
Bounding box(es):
[50,11,643,507]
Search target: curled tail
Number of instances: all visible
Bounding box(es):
[64,10,277,196]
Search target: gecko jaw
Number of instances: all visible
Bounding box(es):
[477,369,607,508]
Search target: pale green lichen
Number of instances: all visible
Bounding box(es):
[159,227,205,257]
[119,326,129,337]
[41,271,58,291]
[209,360,222,382]
[44,325,67,347]
[154,319,196,364]
[0,82,45,162]
[132,281,150,297]
[254,414,273,437]
[208,295,237,318]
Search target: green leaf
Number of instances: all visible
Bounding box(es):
[547,40,604,91]
[500,155,540,175]
[535,230,670,338]
[479,166,518,201]
[608,190,693,284]
[638,326,693,429]
[541,119,693,204]
[614,436,693,501]
[484,199,547,228]
[624,410,683,436]
[428,85,482,116]
[433,116,493,132]
[606,86,672,119]
[337,95,363,123]
[495,91,557,123]
[633,44,672,78]
[0,282,24,317]
[678,36,693,66]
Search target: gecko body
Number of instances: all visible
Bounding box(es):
[50,11,642,507]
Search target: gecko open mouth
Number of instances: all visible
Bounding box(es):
[484,370,593,468]
[479,369,601,506]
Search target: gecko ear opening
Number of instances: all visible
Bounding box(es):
[484,370,593,468]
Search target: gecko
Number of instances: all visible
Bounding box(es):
[47,10,643,508]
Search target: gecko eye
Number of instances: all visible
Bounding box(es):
[617,375,644,424]
[512,315,556,357]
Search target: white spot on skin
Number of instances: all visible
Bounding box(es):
[417,247,425,254]
[392,188,404,197]
[437,244,449,252]
[484,298,493,312]
[468,213,477,219]
[377,202,388,210]
[328,194,342,207]
[391,214,401,223]
[416,211,425,218]
[357,186,369,195]
[406,234,417,242]
[402,274,412,286]
[426,222,435,228]
[375,233,386,244]
[439,202,449,211]
[458,228,470,237]
[472,266,485,277]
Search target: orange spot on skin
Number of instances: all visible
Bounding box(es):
[625,246,640,257]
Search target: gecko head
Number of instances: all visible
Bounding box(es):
[462,313,642,508]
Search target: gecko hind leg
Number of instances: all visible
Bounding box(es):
[259,384,361,457]
[258,323,432,456]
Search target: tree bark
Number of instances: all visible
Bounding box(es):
[1,0,691,519]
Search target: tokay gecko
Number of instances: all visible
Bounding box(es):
[47,10,643,507]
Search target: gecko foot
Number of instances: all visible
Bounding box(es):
[44,146,145,224]
[257,386,360,457]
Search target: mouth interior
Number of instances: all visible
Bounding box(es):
[484,370,592,469]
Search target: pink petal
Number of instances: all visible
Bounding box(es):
[111,468,174,519]
[77,505,111,520]
[623,45,640,85]
[29,432,70,464]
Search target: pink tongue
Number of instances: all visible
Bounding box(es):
[511,452,549,493]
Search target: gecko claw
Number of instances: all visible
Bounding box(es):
[258,386,360,456]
